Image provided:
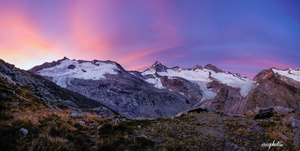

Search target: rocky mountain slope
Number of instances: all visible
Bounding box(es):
[244,68,300,114]
[0,59,114,117]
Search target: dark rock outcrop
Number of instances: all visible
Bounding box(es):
[204,64,223,73]
[254,108,275,119]
[68,64,76,69]
[192,65,203,71]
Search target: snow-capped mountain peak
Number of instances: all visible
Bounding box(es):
[150,61,168,72]
[151,61,162,67]
[32,58,122,88]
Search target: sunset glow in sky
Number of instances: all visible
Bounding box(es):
[0,0,299,78]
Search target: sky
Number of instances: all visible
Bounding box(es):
[0,0,299,78]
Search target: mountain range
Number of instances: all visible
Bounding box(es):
[26,57,300,118]
[1,57,300,150]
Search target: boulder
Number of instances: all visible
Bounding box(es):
[273,106,294,115]
[254,108,275,119]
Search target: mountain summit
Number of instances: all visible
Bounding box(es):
[204,64,223,73]
[149,61,168,72]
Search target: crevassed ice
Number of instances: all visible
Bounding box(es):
[37,60,118,88]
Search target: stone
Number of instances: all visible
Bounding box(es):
[273,106,294,115]
[20,128,28,135]
[291,117,300,128]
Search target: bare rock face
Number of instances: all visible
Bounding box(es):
[67,76,192,118]
[159,75,203,102]
[203,81,244,114]
[244,68,300,114]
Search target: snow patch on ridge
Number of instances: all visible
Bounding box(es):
[145,76,165,89]
[37,60,119,88]
[272,68,300,82]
